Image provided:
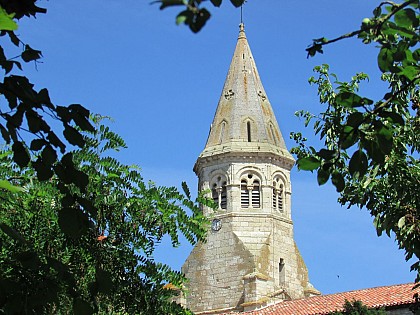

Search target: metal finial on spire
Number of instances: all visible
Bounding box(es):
[238,22,245,39]
[240,0,247,24]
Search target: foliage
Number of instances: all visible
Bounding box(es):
[0,116,209,314]
[331,300,386,315]
[0,1,94,196]
[0,1,210,314]
[291,0,420,283]
[153,0,245,33]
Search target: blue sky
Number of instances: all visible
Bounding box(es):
[13,0,414,295]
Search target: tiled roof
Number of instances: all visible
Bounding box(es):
[221,283,419,315]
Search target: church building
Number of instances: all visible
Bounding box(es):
[179,24,419,315]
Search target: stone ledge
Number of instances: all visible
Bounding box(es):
[243,272,270,281]
[240,296,269,308]
[194,306,237,315]
[213,211,293,224]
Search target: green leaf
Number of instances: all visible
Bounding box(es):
[33,158,54,181]
[0,7,18,31]
[73,298,93,315]
[210,0,222,7]
[58,207,89,239]
[340,126,358,149]
[182,181,191,199]
[377,127,393,155]
[317,149,335,160]
[0,179,24,192]
[378,47,393,72]
[380,111,404,126]
[47,131,66,153]
[21,45,42,62]
[373,6,381,18]
[349,150,368,178]
[189,8,211,33]
[317,168,330,185]
[364,140,385,164]
[72,170,89,191]
[26,111,42,133]
[68,104,89,117]
[230,0,245,7]
[394,8,417,28]
[41,145,57,166]
[399,65,419,81]
[346,112,364,127]
[154,0,185,10]
[336,92,362,108]
[96,269,113,294]
[63,125,85,147]
[176,10,191,25]
[0,124,10,143]
[30,138,47,151]
[297,156,320,171]
[331,171,345,192]
[12,141,30,168]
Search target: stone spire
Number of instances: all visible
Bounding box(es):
[199,23,293,164]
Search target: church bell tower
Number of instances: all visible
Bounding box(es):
[181,24,319,314]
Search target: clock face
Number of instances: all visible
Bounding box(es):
[211,219,222,231]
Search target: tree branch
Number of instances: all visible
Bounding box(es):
[307,0,417,55]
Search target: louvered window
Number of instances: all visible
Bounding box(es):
[273,177,284,213]
[241,180,249,208]
[220,182,227,209]
[272,183,277,209]
[212,184,218,205]
[251,180,260,208]
[278,187,283,211]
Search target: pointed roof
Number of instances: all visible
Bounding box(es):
[197,24,293,164]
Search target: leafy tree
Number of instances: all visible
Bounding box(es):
[290,0,420,284]
[0,116,209,314]
[332,300,386,315]
[0,1,211,313]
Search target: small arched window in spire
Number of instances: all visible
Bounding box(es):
[219,121,226,144]
[247,121,251,142]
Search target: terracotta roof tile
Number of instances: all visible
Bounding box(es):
[219,283,419,315]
